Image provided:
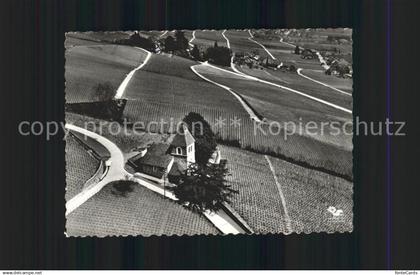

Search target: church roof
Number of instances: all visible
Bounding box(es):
[170,126,195,147]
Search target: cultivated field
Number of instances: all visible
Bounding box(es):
[66,182,219,236]
[65,44,147,103]
[65,134,100,201]
[191,30,228,50]
[117,51,352,178]
[220,145,352,233]
[297,69,353,94]
[194,64,353,149]
[219,145,289,233]
[66,112,164,154]
[236,66,353,109]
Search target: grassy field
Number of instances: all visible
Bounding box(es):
[66,182,219,236]
[65,134,100,201]
[220,145,352,233]
[65,44,147,103]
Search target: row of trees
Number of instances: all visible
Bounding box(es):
[190,41,232,67]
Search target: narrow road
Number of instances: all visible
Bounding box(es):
[66,123,245,234]
[65,124,130,216]
[221,29,230,49]
[190,63,263,122]
[264,155,292,234]
[189,30,196,48]
[297,68,351,96]
[114,47,152,99]
[247,30,277,60]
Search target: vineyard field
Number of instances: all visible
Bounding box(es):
[220,145,353,233]
[66,183,219,236]
[65,45,147,103]
[236,66,353,109]
[267,155,353,233]
[219,145,289,233]
[65,134,100,201]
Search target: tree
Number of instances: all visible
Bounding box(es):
[294,45,301,55]
[124,32,155,51]
[169,162,237,212]
[174,30,189,51]
[164,36,176,52]
[182,112,217,165]
[190,45,200,60]
[92,82,115,101]
[205,45,232,66]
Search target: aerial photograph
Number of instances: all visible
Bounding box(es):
[64,28,353,236]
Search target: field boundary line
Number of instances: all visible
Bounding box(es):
[297,68,351,96]
[202,61,352,114]
[247,30,277,60]
[264,155,293,234]
[114,47,152,99]
[191,64,262,122]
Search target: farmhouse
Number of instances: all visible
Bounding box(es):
[128,125,196,184]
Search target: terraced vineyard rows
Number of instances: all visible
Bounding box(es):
[236,66,353,110]
[65,134,100,201]
[220,145,353,233]
[66,183,219,237]
[219,145,289,233]
[122,53,352,178]
[267,155,353,233]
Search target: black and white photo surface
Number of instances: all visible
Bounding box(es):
[64,29,353,236]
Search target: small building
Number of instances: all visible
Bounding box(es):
[128,125,196,184]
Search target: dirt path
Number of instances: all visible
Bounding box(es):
[247,30,277,60]
[264,155,292,234]
[189,30,196,47]
[190,63,263,122]
[114,47,152,99]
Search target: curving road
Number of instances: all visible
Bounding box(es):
[65,124,130,216]
[65,123,244,234]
